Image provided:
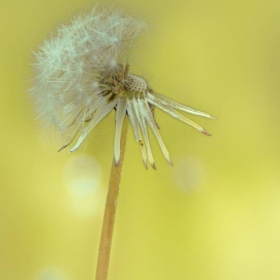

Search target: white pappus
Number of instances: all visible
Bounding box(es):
[30,5,214,169]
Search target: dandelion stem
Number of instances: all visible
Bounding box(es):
[124,63,130,79]
[95,116,129,280]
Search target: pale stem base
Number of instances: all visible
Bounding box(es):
[95,117,129,280]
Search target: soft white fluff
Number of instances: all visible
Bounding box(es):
[31,5,213,169]
[31,6,146,137]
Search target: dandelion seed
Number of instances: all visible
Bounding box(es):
[30,5,214,169]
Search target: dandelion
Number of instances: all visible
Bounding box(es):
[30,6,214,280]
[31,5,213,170]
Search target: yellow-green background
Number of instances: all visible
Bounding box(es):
[1,0,280,279]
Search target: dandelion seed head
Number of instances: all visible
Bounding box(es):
[31,5,213,168]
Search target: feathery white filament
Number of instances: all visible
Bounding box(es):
[31,5,146,138]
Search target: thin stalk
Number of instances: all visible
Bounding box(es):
[95,117,129,280]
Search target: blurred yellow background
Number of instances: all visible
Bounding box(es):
[1,0,280,279]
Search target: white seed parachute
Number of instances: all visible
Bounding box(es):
[30,5,213,169]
